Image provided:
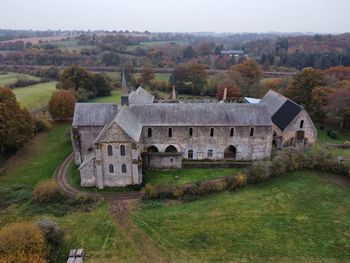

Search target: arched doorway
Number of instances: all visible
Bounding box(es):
[224,145,236,159]
[165,145,177,153]
[147,145,159,153]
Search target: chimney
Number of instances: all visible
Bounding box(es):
[223,87,227,102]
[121,70,129,106]
[171,85,177,102]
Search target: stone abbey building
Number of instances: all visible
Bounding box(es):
[72,72,316,189]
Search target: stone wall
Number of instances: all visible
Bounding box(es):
[143,153,182,169]
[80,157,97,187]
[140,125,272,161]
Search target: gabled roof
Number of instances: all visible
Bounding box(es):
[129,103,271,126]
[129,87,154,105]
[72,103,119,126]
[79,153,95,170]
[94,106,142,143]
[260,90,303,131]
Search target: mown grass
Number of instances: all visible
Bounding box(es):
[316,127,350,157]
[0,72,40,87]
[133,171,350,262]
[89,89,120,103]
[13,81,57,110]
[144,167,242,187]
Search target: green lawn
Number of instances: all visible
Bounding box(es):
[144,167,242,187]
[89,89,120,103]
[13,81,57,110]
[316,128,350,157]
[133,171,350,262]
[47,39,95,52]
[127,40,188,51]
[0,72,40,87]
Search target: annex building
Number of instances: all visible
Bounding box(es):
[72,72,316,189]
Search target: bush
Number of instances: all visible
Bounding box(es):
[248,161,271,183]
[270,155,287,176]
[34,117,52,133]
[226,174,248,190]
[37,220,64,262]
[327,130,338,139]
[48,90,76,121]
[144,183,156,200]
[33,180,61,203]
[0,222,47,263]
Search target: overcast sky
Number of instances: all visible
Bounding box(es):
[1,0,349,33]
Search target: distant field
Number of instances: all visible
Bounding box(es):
[127,40,188,51]
[13,81,57,110]
[50,39,95,52]
[0,72,40,87]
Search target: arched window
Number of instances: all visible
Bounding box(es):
[230,128,234,137]
[188,150,193,159]
[207,149,213,158]
[107,145,113,156]
[165,145,178,153]
[109,164,114,173]
[120,145,126,156]
[121,164,127,173]
[168,128,173,138]
[300,120,304,129]
[189,127,193,137]
[250,127,254,137]
[148,127,152,137]
[147,145,159,152]
[210,128,214,137]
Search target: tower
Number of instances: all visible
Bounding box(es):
[121,70,129,106]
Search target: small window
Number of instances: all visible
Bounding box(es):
[230,128,234,137]
[188,150,193,159]
[207,149,213,158]
[300,120,304,129]
[210,128,214,137]
[250,127,254,137]
[121,164,127,173]
[189,127,193,137]
[148,127,152,137]
[107,145,113,156]
[120,145,126,156]
[109,164,114,173]
[168,128,173,138]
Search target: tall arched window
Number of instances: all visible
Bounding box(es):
[210,128,214,137]
[120,145,126,156]
[188,150,193,159]
[148,127,152,137]
[230,128,234,137]
[207,149,213,158]
[189,127,193,137]
[121,164,127,173]
[168,128,173,138]
[107,145,113,156]
[300,120,304,129]
[109,164,114,173]
[250,127,254,137]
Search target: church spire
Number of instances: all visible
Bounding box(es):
[121,70,129,106]
[171,85,177,102]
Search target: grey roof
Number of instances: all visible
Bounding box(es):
[260,90,288,116]
[114,106,142,142]
[129,87,154,105]
[72,103,119,126]
[121,70,128,96]
[244,97,261,104]
[79,153,95,170]
[129,103,271,126]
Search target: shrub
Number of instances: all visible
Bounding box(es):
[37,220,64,262]
[0,222,47,263]
[270,155,287,176]
[48,90,76,121]
[33,180,60,203]
[144,183,156,200]
[34,117,52,133]
[182,183,200,201]
[248,161,271,183]
[327,130,338,139]
[225,174,248,190]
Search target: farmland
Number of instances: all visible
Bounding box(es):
[0,72,40,87]
[126,40,188,51]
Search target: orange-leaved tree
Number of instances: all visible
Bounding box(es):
[48,90,76,121]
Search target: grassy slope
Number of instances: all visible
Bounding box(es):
[89,89,121,103]
[0,72,40,87]
[13,81,57,109]
[127,40,188,51]
[0,124,140,262]
[144,168,242,186]
[133,171,350,262]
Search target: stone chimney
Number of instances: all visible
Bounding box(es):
[223,87,227,102]
[171,85,177,102]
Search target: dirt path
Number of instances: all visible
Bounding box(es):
[109,200,170,263]
[55,153,142,201]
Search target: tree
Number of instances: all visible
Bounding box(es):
[183,46,197,59]
[102,51,120,66]
[49,90,76,121]
[93,73,113,96]
[169,64,189,93]
[0,87,33,157]
[0,222,47,263]
[285,67,325,111]
[139,67,155,86]
[325,66,350,81]
[186,62,208,95]
[325,86,350,128]
[217,79,241,101]
[311,86,335,121]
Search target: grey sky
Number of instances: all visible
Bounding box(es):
[1,0,349,33]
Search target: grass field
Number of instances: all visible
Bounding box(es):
[48,39,94,52]
[133,171,350,262]
[0,72,40,87]
[317,127,350,157]
[12,81,57,110]
[127,40,188,52]
[89,89,120,103]
[144,167,242,186]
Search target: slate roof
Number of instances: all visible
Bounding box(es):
[129,103,271,126]
[260,90,303,131]
[114,106,143,142]
[129,87,154,105]
[244,97,261,104]
[72,103,119,126]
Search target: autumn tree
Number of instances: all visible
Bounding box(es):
[285,67,325,111]
[139,67,155,86]
[217,79,241,101]
[229,59,263,97]
[311,86,335,121]
[186,62,208,95]
[49,90,76,121]
[325,86,350,128]
[169,64,188,92]
[325,66,350,81]
[0,87,33,157]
